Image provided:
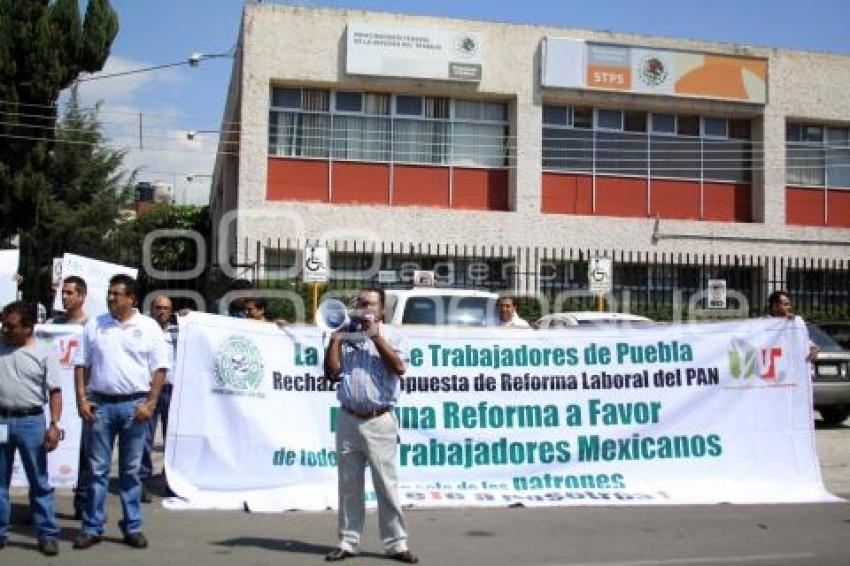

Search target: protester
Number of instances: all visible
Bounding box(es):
[140,295,179,500]
[767,290,819,361]
[243,297,271,321]
[72,274,170,550]
[323,288,418,564]
[49,276,89,325]
[48,275,92,519]
[496,296,531,328]
[0,301,63,556]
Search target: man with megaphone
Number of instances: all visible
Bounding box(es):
[323,288,418,564]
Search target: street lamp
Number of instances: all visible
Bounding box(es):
[77,50,233,82]
[188,52,232,67]
[186,129,219,141]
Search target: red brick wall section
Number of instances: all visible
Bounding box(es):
[594,176,647,218]
[786,186,826,226]
[541,173,593,214]
[267,158,329,202]
[827,189,850,228]
[451,168,509,211]
[649,179,701,220]
[330,162,390,205]
[266,157,328,202]
[703,182,751,222]
[392,165,450,207]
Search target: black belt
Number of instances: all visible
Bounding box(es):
[0,406,43,418]
[341,404,392,420]
[91,392,148,403]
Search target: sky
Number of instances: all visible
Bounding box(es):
[71,0,850,205]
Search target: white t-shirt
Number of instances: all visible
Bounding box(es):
[500,313,532,328]
[74,310,171,395]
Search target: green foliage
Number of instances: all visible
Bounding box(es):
[114,203,210,296]
[21,89,132,301]
[0,0,118,243]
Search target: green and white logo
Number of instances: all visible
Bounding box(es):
[638,56,668,87]
[728,338,757,379]
[214,336,264,391]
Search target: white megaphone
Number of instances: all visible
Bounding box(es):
[316,298,354,333]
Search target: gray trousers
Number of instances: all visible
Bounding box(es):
[335,408,408,554]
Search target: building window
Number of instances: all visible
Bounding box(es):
[543,105,751,182]
[269,87,508,169]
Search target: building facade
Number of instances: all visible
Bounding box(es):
[210,4,850,303]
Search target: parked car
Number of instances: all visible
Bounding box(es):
[817,322,850,350]
[536,311,653,329]
[808,323,850,425]
[384,288,498,326]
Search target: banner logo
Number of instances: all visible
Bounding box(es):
[727,339,788,385]
[214,336,264,394]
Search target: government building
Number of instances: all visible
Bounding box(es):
[209,3,850,311]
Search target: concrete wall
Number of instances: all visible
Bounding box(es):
[214,4,850,267]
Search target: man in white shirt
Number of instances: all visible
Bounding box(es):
[72,275,170,550]
[497,296,531,328]
[48,275,91,520]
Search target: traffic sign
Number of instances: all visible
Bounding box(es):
[303,246,329,283]
[707,279,727,309]
[588,257,612,293]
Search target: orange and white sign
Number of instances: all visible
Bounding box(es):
[543,37,767,104]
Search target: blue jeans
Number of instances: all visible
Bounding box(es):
[83,397,147,536]
[0,413,59,540]
[140,384,172,482]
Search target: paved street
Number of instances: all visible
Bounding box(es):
[3,421,850,565]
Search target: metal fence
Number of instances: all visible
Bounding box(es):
[186,238,850,323]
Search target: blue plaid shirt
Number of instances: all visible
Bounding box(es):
[336,324,407,413]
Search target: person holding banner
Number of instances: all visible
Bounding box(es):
[72,275,170,550]
[323,288,418,564]
[0,301,63,556]
[140,295,179,501]
[767,290,819,361]
[497,296,531,328]
[49,275,91,519]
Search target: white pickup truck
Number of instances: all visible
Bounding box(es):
[383,288,498,326]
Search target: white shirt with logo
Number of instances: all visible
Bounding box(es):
[74,310,171,395]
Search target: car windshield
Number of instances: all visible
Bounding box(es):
[575,319,652,327]
[807,324,847,352]
[402,296,496,326]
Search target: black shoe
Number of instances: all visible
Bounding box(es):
[72,533,102,549]
[389,550,419,564]
[141,486,153,503]
[38,537,59,556]
[124,532,148,549]
[325,548,356,561]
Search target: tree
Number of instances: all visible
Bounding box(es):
[0,0,118,244]
[23,87,133,302]
[114,203,211,308]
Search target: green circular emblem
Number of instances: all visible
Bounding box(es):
[638,56,668,87]
[214,336,264,390]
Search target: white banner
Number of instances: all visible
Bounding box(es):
[165,314,837,511]
[0,248,19,308]
[51,253,137,318]
[11,324,82,488]
[346,23,482,81]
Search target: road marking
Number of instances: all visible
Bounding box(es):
[538,553,818,566]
